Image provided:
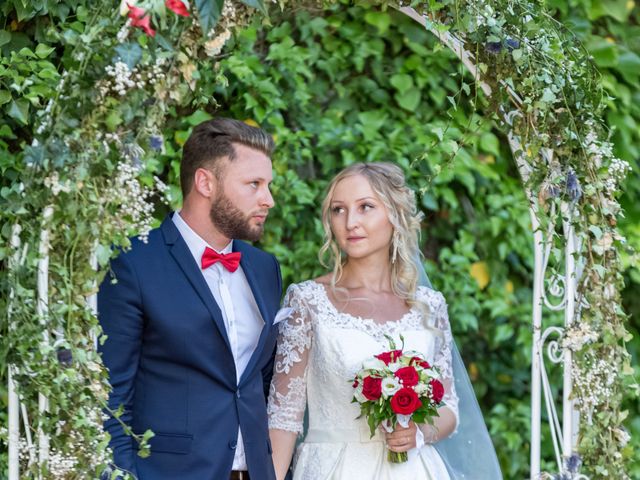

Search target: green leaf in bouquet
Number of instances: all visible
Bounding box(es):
[412,410,426,424]
[367,413,378,438]
[383,334,397,349]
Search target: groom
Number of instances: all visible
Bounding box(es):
[98,118,281,480]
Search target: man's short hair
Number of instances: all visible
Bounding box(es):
[180,118,275,198]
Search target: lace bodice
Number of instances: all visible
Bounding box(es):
[267,280,459,436]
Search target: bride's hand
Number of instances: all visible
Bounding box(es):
[384,421,417,452]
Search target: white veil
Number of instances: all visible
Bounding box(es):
[418,263,504,479]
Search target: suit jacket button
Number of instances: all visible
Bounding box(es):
[236,389,241,398]
[229,440,237,449]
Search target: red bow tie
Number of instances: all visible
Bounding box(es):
[201,247,242,272]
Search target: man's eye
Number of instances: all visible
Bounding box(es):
[250,181,259,188]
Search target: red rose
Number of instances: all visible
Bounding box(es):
[127,5,156,37]
[430,379,445,404]
[410,356,431,369]
[390,387,422,415]
[375,349,402,365]
[395,366,420,387]
[362,376,382,401]
[352,379,359,388]
[165,0,190,17]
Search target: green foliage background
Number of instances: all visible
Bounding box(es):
[1,0,638,477]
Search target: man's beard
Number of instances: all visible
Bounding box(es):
[210,190,265,242]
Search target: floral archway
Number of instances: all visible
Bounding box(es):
[1,0,634,478]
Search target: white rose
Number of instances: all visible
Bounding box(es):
[381,376,401,397]
[388,362,402,372]
[415,383,428,395]
[353,385,368,403]
[362,358,386,371]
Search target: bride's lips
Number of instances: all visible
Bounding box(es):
[347,236,366,242]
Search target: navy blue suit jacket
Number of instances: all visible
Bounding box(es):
[98,216,281,480]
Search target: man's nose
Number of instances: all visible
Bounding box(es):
[261,186,275,209]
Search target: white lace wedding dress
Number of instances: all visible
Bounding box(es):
[267,280,459,480]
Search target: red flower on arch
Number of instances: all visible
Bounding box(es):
[166,0,190,17]
[127,4,156,37]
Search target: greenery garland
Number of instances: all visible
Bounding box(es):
[0,0,634,477]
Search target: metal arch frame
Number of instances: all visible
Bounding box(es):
[6,7,586,479]
[399,7,585,479]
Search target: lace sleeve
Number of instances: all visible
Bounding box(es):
[267,284,313,435]
[432,292,460,427]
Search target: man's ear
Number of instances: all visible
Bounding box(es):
[193,168,216,199]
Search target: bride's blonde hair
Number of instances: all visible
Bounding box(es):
[319,162,425,307]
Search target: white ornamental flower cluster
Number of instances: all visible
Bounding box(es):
[150,57,168,84]
[221,1,237,20]
[48,448,78,478]
[471,0,499,28]
[105,160,155,243]
[153,175,172,205]
[561,321,598,352]
[583,120,631,193]
[117,19,132,43]
[46,407,112,477]
[4,435,78,477]
[44,171,72,196]
[573,353,616,420]
[204,29,232,57]
[104,61,137,96]
[604,157,632,193]
[100,58,167,98]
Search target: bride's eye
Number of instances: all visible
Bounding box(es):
[331,206,344,214]
[361,203,374,211]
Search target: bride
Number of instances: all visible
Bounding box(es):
[267,162,501,479]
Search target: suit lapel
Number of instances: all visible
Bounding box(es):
[235,241,273,385]
[161,217,233,355]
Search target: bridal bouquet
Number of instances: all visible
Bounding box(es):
[350,337,445,463]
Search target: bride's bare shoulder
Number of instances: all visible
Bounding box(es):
[313,273,332,285]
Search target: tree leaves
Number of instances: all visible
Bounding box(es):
[390,74,421,111]
[587,0,634,22]
[7,98,29,124]
[34,43,55,58]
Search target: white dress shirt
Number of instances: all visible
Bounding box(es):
[172,212,264,471]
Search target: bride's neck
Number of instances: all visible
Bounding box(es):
[340,253,392,293]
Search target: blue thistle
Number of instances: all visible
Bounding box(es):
[150,135,163,151]
[506,38,520,51]
[566,171,582,202]
[566,453,582,473]
[57,348,73,367]
[486,42,503,54]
